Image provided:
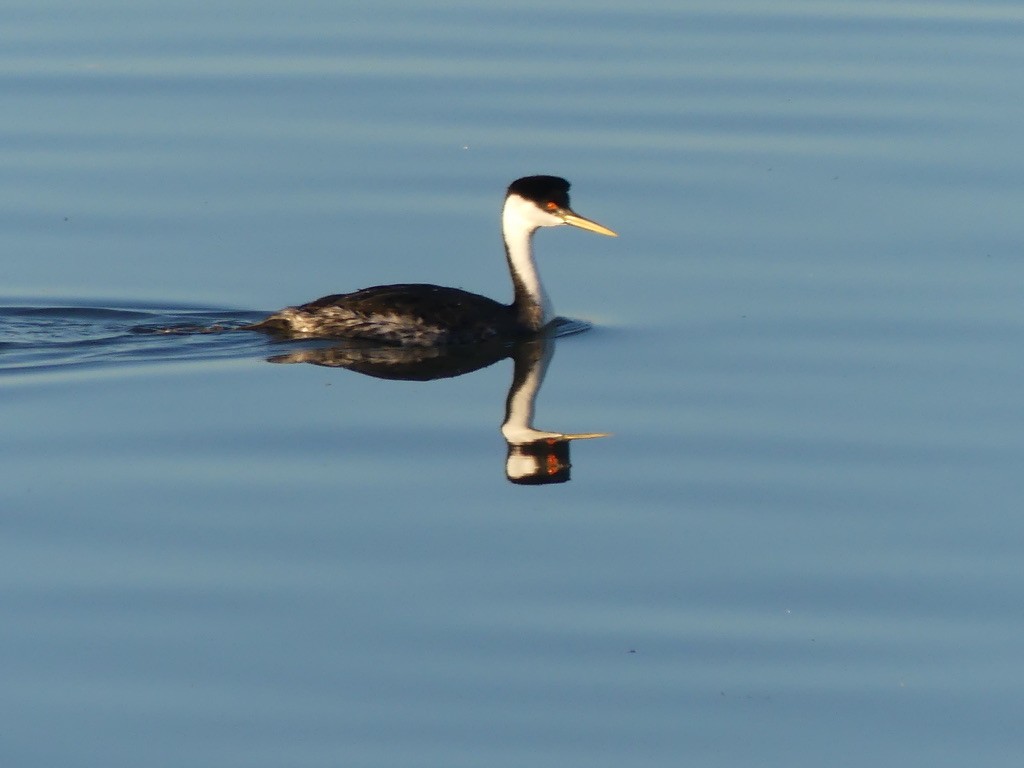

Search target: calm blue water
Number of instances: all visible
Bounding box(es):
[4,1,1024,766]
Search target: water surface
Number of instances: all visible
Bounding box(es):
[3,1,1024,766]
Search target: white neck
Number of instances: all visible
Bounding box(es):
[501,194,556,330]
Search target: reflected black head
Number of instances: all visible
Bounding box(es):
[506,439,572,485]
[507,175,571,209]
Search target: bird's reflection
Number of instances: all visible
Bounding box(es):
[267,333,606,484]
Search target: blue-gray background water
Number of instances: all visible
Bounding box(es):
[3,2,1024,765]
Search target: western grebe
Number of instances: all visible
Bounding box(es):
[247,175,617,346]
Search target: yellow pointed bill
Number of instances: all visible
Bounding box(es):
[560,211,618,237]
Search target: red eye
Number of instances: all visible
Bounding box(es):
[545,202,558,211]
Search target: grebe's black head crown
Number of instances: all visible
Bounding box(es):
[503,175,617,238]
[507,175,572,209]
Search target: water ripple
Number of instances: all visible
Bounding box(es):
[0,302,269,376]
